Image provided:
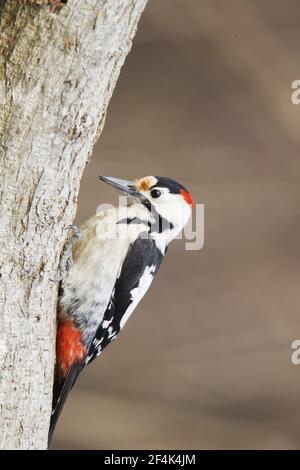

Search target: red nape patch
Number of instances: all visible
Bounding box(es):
[180,188,194,207]
[57,320,87,378]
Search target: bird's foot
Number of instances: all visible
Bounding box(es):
[59,224,81,274]
[49,225,81,282]
[65,225,81,243]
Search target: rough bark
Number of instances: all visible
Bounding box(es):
[0,0,148,450]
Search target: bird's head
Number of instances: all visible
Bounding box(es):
[99,175,193,236]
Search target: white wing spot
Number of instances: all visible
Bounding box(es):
[108,326,117,339]
[102,318,113,329]
[85,354,93,365]
[93,337,104,348]
[120,265,156,329]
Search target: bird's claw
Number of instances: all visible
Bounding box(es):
[65,224,81,240]
[58,225,81,280]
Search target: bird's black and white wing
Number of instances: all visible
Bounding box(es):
[85,236,164,366]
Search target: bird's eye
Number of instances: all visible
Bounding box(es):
[150,189,162,199]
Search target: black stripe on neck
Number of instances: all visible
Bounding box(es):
[144,200,174,233]
[118,199,174,234]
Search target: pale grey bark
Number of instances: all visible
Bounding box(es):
[0,0,148,449]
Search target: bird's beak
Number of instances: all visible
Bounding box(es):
[99,176,139,198]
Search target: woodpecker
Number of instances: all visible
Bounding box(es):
[49,175,194,441]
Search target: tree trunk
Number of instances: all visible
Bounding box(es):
[0,0,148,450]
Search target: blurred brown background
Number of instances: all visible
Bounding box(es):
[52,0,300,449]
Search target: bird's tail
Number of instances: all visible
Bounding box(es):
[48,362,82,445]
